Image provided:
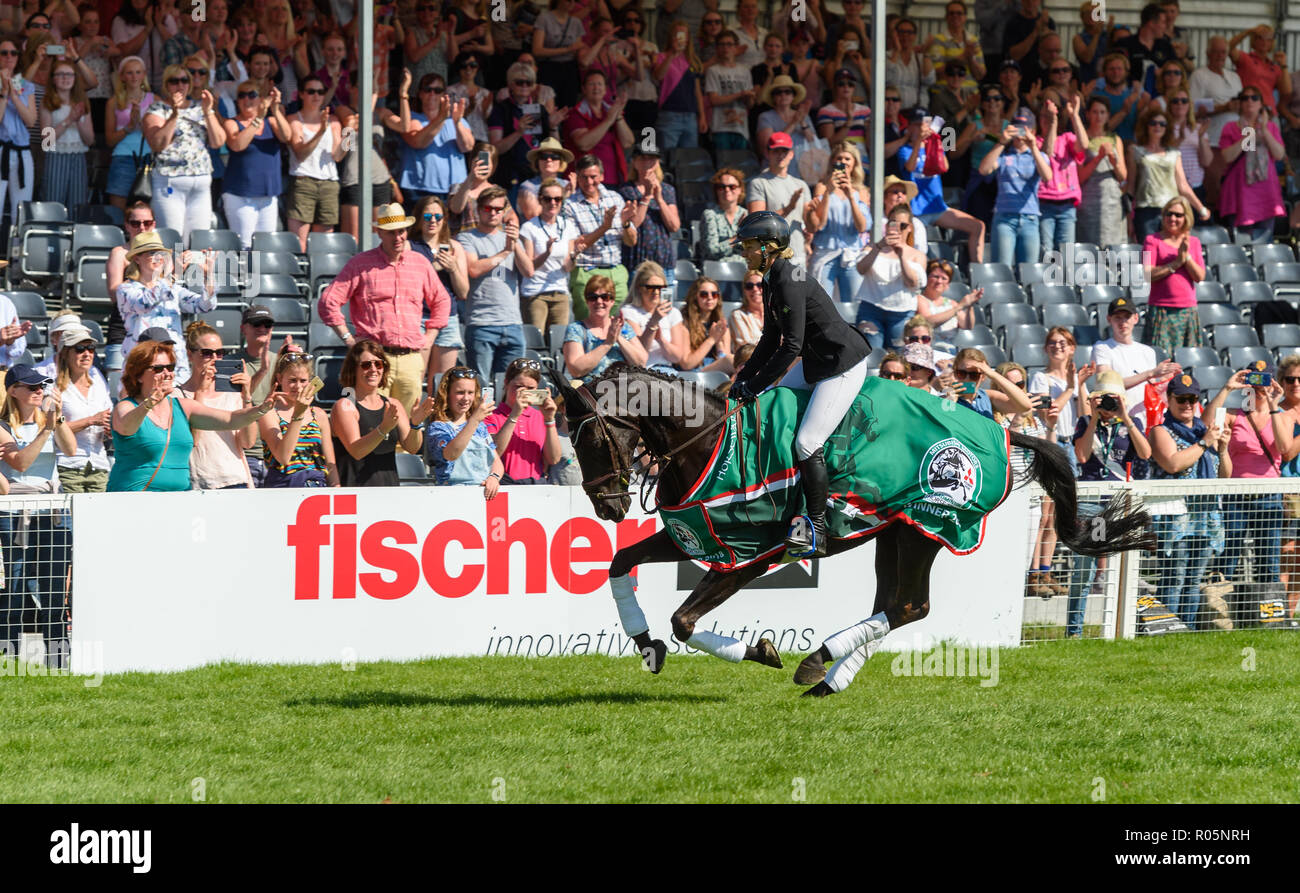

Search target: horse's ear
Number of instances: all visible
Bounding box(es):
[546,366,585,410]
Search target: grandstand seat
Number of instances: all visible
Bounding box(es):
[257,297,309,335]
[75,259,110,304]
[1029,283,1077,306]
[1229,280,1275,309]
[702,259,747,302]
[980,281,1028,306]
[314,355,345,406]
[308,321,346,353]
[1004,323,1048,350]
[1261,262,1300,297]
[666,147,711,168]
[978,344,1007,366]
[1073,324,1100,346]
[5,291,46,320]
[307,232,357,256]
[155,227,182,252]
[1212,324,1260,350]
[547,323,569,364]
[67,223,124,307]
[396,451,431,485]
[1196,303,1242,327]
[13,202,72,287]
[1041,303,1090,329]
[968,263,1015,287]
[675,259,698,282]
[1017,263,1049,286]
[1192,224,1230,245]
[1196,365,1233,394]
[1216,262,1258,284]
[989,302,1037,334]
[672,157,715,183]
[197,308,244,348]
[251,231,304,258]
[834,301,856,325]
[524,324,546,355]
[1251,242,1295,267]
[250,273,303,302]
[1175,346,1220,369]
[951,326,996,348]
[1195,281,1229,303]
[1228,345,1273,369]
[1073,344,1093,367]
[928,241,958,263]
[310,252,350,300]
[1012,342,1047,366]
[1262,323,1300,350]
[189,229,241,252]
[1206,243,1249,267]
[714,149,760,178]
[252,250,302,278]
[676,239,694,261]
[80,319,104,344]
[25,325,46,353]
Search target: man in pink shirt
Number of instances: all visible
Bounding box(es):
[319,203,451,412]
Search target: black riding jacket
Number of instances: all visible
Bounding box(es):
[733,256,870,395]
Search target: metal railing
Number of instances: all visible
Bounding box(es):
[0,494,73,669]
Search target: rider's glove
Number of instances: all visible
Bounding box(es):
[730,381,757,403]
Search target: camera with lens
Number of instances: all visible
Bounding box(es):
[1099,394,1120,412]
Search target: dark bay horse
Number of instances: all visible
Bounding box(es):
[552,365,1154,696]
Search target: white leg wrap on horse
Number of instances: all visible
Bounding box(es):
[687,630,747,663]
[610,575,649,638]
[824,639,883,692]
[823,612,891,661]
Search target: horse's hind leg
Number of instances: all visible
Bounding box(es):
[608,529,686,674]
[670,559,784,668]
[802,524,942,697]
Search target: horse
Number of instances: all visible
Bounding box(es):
[550,364,1155,696]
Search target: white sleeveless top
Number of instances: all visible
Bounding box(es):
[289,119,338,180]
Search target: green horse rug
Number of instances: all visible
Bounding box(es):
[658,378,1013,570]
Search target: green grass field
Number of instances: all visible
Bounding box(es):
[2,631,1298,803]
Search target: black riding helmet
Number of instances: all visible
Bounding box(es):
[732,210,790,249]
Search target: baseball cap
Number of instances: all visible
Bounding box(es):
[56,323,97,348]
[48,312,82,338]
[1167,373,1201,397]
[242,305,275,325]
[1245,357,1276,377]
[4,364,53,390]
[768,131,793,150]
[905,106,929,122]
[1107,297,1136,316]
[833,68,855,83]
[1000,58,1021,72]
[632,142,662,158]
[140,327,176,344]
[1011,114,1032,128]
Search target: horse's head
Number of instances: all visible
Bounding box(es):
[550,367,639,522]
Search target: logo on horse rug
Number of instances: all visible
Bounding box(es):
[920,438,982,508]
[657,379,1012,570]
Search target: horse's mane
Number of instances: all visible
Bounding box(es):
[589,363,729,409]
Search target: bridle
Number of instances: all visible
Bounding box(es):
[568,382,746,513]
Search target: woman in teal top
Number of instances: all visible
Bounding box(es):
[108,340,279,492]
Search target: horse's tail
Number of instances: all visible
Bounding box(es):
[1010,431,1156,557]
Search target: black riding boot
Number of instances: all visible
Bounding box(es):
[786,447,830,558]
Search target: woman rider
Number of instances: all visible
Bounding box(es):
[729,211,871,558]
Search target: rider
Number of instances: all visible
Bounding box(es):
[728,211,872,558]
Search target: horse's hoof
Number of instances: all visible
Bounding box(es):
[641,640,668,675]
[800,681,835,698]
[792,653,827,685]
[755,638,783,669]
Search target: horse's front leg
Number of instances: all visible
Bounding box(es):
[609,529,685,674]
[670,559,784,668]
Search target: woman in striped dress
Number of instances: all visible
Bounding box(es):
[37,61,92,210]
[257,349,339,488]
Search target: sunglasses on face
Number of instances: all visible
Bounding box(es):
[30,22,51,30]
[167,77,191,85]
[697,290,719,298]
[540,195,563,204]
[71,344,96,354]
[1050,67,1071,74]
[588,292,613,302]
[953,368,980,380]
[358,359,386,371]
[483,205,506,213]
[127,218,155,228]
[1168,97,1190,105]
[249,321,274,330]
[1241,94,1262,101]
[1046,340,1071,348]
[148,364,176,374]
[879,370,906,380]
[642,283,665,291]
[513,79,535,86]
[905,334,932,344]
[1149,120,1168,128]
[885,96,901,103]
[715,182,740,190]
[744,282,762,290]
[1172,394,1198,405]
[16,382,47,392]
[303,87,327,95]
[237,90,259,99]
[196,347,227,358]
[464,60,479,68]
[1163,210,1185,218]
[772,88,794,96]
[0,50,18,57]
[1283,375,1300,384]
[188,68,209,77]
[539,152,562,161]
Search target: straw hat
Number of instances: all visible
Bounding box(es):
[882,174,918,202]
[760,74,806,107]
[375,202,416,231]
[526,136,574,169]
[125,230,168,260]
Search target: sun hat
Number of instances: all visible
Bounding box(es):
[125,230,168,260]
[375,202,416,230]
[526,136,574,168]
[760,74,806,106]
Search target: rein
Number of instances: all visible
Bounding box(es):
[570,382,745,511]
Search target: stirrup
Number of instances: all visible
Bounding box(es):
[785,514,825,559]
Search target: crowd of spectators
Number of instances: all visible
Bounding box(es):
[4,2,1300,636]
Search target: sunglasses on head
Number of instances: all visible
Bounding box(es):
[276,351,315,367]
[905,334,931,344]
[447,368,479,381]
[196,347,227,358]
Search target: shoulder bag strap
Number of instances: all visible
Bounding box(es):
[1244,411,1279,468]
[142,398,174,492]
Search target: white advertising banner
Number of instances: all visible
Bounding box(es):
[71,486,1029,674]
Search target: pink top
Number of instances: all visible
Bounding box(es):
[1227,409,1282,478]
[485,403,548,481]
[1143,233,1202,309]
[318,246,450,349]
[1218,120,1286,227]
[1037,131,1084,203]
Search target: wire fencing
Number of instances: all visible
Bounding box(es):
[1,495,73,670]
